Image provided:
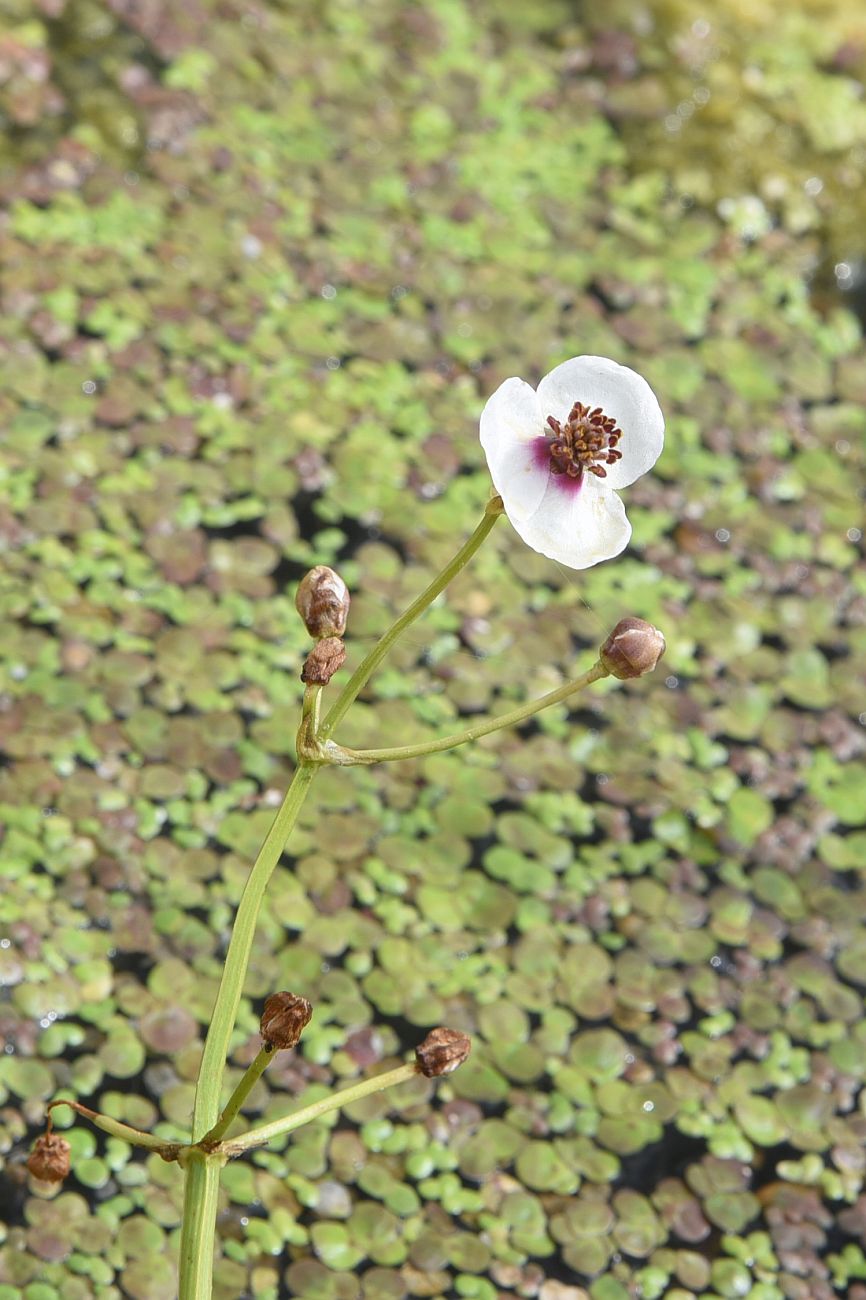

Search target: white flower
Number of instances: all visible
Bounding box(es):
[480,355,664,569]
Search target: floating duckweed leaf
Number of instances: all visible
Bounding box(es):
[837,933,866,986]
[734,1096,789,1147]
[570,1031,629,1084]
[515,1142,580,1194]
[587,1271,629,1298]
[284,1259,361,1299]
[310,1223,366,1272]
[710,1258,754,1298]
[726,788,774,845]
[674,1251,712,1290]
[119,1256,178,1300]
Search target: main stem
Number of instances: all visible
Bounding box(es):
[181,761,318,1299]
[191,762,318,1139]
[178,1153,223,1300]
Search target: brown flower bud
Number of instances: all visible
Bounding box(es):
[295,566,350,640]
[260,991,313,1050]
[599,617,665,680]
[27,1132,71,1183]
[415,1027,472,1077]
[301,636,346,685]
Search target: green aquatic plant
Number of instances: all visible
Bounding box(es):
[29,357,666,1298]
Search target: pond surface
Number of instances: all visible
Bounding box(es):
[1,2,865,1299]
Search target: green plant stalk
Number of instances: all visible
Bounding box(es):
[180,762,318,1298]
[220,1063,418,1156]
[301,682,322,731]
[180,507,504,1296]
[318,497,503,742]
[323,661,609,765]
[190,507,502,1138]
[201,1046,274,1146]
[178,1152,224,1300]
[47,1099,180,1156]
[191,761,319,1140]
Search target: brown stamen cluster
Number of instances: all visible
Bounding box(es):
[546,401,623,480]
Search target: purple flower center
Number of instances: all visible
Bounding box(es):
[542,401,623,483]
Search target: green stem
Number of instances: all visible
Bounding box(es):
[201,1046,274,1146]
[301,682,322,731]
[46,1099,181,1158]
[191,761,318,1140]
[318,498,503,743]
[182,763,318,1295]
[178,1151,224,1300]
[220,1063,418,1156]
[323,661,609,765]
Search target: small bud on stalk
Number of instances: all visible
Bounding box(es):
[301,636,346,685]
[295,566,350,640]
[415,1027,472,1077]
[27,1131,71,1183]
[599,617,666,680]
[260,991,313,1051]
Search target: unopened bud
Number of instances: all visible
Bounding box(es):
[260,991,313,1050]
[415,1027,472,1077]
[27,1132,71,1183]
[301,636,346,685]
[295,566,350,640]
[599,617,665,680]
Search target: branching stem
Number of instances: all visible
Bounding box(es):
[199,1046,275,1146]
[221,1063,419,1156]
[323,661,609,765]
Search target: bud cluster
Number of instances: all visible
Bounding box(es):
[296,565,350,687]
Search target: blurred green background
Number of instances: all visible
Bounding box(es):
[1,2,865,1298]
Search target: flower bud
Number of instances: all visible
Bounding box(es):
[301,636,346,685]
[260,991,313,1050]
[295,566,350,640]
[27,1132,71,1183]
[599,617,665,680]
[415,1027,471,1077]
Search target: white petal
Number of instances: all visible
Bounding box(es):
[536,355,664,490]
[479,376,550,520]
[507,473,632,570]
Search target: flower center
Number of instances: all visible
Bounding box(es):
[545,401,623,480]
